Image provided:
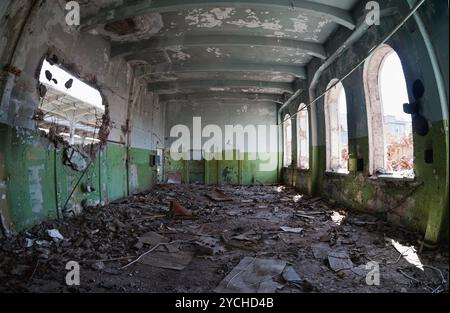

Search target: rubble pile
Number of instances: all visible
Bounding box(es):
[0,184,448,293]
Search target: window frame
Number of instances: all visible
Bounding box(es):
[283,113,292,167]
[363,44,414,178]
[296,104,310,170]
[324,79,349,174]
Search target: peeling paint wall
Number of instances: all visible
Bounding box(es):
[0,0,164,233]
[165,101,279,185]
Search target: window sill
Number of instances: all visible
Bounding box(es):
[325,170,350,177]
[297,168,310,172]
[369,174,416,182]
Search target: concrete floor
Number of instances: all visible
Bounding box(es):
[0,184,448,293]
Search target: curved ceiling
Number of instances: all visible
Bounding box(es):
[81,0,359,105]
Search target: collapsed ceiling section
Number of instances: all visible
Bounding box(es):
[80,0,359,105]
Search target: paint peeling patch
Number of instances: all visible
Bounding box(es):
[228,18,283,30]
[167,47,191,61]
[206,47,229,58]
[129,164,139,193]
[237,104,249,114]
[186,8,235,28]
[16,127,37,145]
[285,14,309,33]
[97,13,164,42]
[227,9,283,30]
[273,31,286,37]
[242,87,284,94]
[258,107,273,116]
[271,75,288,81]
[28,165,44,214]
[83,199,101,208]
[318,18,333,29]
[210,87,228,92]
[150,73,179,82]
[308,18,333,42]
[66,203,83,216]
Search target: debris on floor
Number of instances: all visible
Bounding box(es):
[327,251,354,272]
[47,229,64,241]
[194,237,225,256]
[280,226,304,233]
[282,266,302,286]
[138,250,194,271]
[169,201,193,218]
[166,172,182,184]
[205,189,233,202]
[0,184,448,293]
[214,257,286,293]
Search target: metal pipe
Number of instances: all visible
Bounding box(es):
[277,7,399,126]
[277,89,302,122]
[306,0,425,195]
[308,7,400,111]
[278,1,425,126]
[406,0,448,120]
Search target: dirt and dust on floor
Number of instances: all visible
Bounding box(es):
[0,184,448,293]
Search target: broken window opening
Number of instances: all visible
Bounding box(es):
[364,45,414,179]
[36,59,106,151]
[283,114,292,167]
[324,80,349,173]
[296,104,309,170]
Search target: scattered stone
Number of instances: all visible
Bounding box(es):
[328,251,354,272]
[47,229,64,241]
[194,237,225,256]
[311,243,332,261]
[280,226,303,233]
[282,266,302,285]
[25,238,34,248]
[91,261,105,271]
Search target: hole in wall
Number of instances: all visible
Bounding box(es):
[105,18,138,36]
[33,53,110,170]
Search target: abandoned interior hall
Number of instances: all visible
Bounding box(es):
[0,0,448,294]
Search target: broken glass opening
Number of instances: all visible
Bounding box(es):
[36,59,105,148]
[296,105,309,170]
[379,52,414,178]
[283,114,292,167]
[325,80,349,173]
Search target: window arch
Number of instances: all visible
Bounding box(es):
[283,114,292,167]
[324,80,349,173]
[297,104,309,169]
[364,45,414,177]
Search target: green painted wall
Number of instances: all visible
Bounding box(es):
[283,120,449,243]
[105,144,127,201]
[280,1,449,244]
[165,150,278,185]
[0,123,157,233]
[128,147,157,194]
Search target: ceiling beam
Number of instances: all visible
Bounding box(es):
[137,62,306,79]
[112,35,326,60]
[159,92,284,104]
[148,80,294,95]
[81,0,356,32]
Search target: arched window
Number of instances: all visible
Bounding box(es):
[297,104,309,169]
[324,80,349,173]
[283,114,292,167]
[364,45,414,178]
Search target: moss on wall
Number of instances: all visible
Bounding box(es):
[284,120,449,243]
